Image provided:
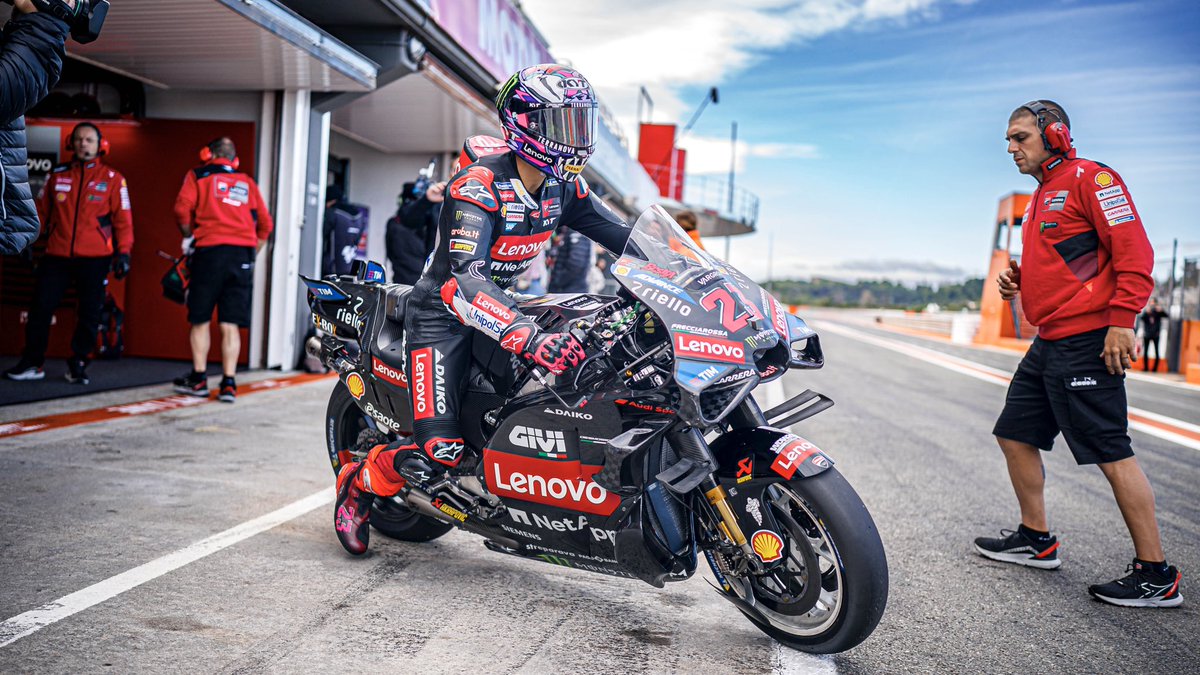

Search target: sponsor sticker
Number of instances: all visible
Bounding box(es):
[372,357,406,387]
[491,231,553,261]
[509,426,568,459]
[1103,205,1133,220]
[736,456,754,484]
[346,372,366,400]
[483,449,621,516]
[1094,171,1114,188]
[1108,215,1136,226]
[450,239,478,254]
[411,348,434,420]
[769,435,822,479]
[450,227,480,239]
[612,264,630,277]
[674,334,746,364]
[751,530,784,563]
[1095,186,1124,200]
[473,292,515,323]
[454,210,484,225]
[1043,190,1069,212]
[1099,195,1128,210]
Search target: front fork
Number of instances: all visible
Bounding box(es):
[694,396,770,565]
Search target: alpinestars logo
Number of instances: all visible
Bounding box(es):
[509,426,567,458]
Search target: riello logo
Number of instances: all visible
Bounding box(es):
[674,334,745,364]
[483,449,620,516]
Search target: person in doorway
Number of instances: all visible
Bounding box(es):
[321,185,367,277]
[1137,298,1168,372]
[976,100,1182,608]
[385,179,445,285]
[675,210,704,250]
[5,122,132,385]
[171,137,273,403]
[331,64,631,556]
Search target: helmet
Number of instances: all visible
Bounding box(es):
[496,64,598,182]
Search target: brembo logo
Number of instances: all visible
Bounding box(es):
[412,348,433,420]
[372,357,406,387]
[484,449,620,516]
[674,334,746,364]
[509,426,567,456]
[491,232,553,261]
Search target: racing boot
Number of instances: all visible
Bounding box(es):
[333,462,375,555]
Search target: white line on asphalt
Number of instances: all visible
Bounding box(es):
[816,320,1200,453]
[0,487,334,649]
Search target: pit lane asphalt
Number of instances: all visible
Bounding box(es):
[1,317,1197,673]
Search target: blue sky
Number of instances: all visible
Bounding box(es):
[522,0,1200,285]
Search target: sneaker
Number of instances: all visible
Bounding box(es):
[334,462,374,555]
[1089,561,1183,608]
[64,358,90,385]
[4,359,44,381]
[173,371,208,397]
[974,527,1062,569]
[218,376,236,403]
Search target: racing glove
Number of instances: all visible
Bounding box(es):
[500,324,585,375]
[111,253,131,280]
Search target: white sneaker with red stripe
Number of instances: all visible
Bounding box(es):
[974,527,1062,569]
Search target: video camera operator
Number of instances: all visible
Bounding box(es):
[385,164,445,285]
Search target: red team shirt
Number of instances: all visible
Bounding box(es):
[173,158,274,248]
[38,159,133,258]
[1018,149,1154,340]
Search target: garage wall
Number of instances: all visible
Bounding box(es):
[144,90,264,121]
[328,132,444,267]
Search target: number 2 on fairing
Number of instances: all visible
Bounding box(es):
[702,286,751,332]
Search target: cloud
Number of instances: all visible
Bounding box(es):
[520,0,972,136]
[740,255,972,286]
[674,135,820,175]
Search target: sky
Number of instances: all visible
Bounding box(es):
[519,0,1200,285]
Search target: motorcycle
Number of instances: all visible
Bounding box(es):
[303,205,888,654]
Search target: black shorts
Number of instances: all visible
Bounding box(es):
[187,245,256,328]
[993,327,1133,465]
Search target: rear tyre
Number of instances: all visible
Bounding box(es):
[731,468,888,654]
[325,383,453,543]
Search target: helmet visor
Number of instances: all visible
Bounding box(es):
[522,104,598,150]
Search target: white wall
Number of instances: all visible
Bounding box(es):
[144,90,263,121]
[328,132,440,266]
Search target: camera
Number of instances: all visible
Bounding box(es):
[3,0,108,44]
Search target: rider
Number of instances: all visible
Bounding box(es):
[333,64,632,555]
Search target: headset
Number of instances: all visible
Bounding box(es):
[1021,100,1072,155]
[199,138,240,170]
[65,122,110,157]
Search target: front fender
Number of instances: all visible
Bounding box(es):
[709,426,834,484]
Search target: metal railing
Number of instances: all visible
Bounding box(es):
[642,164,760,228]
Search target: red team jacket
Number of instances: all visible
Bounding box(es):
[174,158,273,248]
[1018,149,1154,340]
[38,159,133,258]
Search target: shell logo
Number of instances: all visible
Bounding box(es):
[1094,171,1114,188]
[346,373,366,400]
[751,529,785,563]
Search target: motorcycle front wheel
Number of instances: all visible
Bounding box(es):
[727,468,888,654]
[326,382,453,543]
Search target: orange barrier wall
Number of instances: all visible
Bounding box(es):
[1180,320,1200,384]
[0,119,257,364]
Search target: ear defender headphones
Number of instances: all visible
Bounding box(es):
[1021,100,1072,155]
[199,139,240,170]
[65,122,110,157]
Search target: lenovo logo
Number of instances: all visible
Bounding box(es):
[484,450,620,516]
[372,357,406,387]
[674,334,746,364]
[491,232,553,261]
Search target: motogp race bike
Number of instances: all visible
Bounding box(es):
[303,206,888,653]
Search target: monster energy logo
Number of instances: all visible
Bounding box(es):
[536,554,572,568]
[496,72,521,108]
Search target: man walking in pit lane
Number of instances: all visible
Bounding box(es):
[330,64,631,556]
[172,137,273,403]
[5,122,133,385]
[975,100,1182,608]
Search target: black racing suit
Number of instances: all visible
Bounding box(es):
[403,152,629,466]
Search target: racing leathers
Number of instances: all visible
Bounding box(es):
[362,151,630,490]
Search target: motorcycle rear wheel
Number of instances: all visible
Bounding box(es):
[729,468,888,654]
[326,382,453,543]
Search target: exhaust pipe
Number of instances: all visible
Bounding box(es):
[399,488,521,550]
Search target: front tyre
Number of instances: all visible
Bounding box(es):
[325,383,453,543]
[732,468,888,654]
